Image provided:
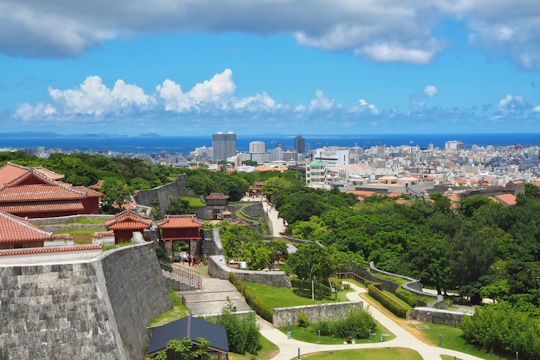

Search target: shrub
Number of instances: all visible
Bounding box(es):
[368,284,408,318]
[215,299,262,355]
[228,273,273,323]
[462,303,540,359]
[155,246,171,263]
[102,245,116,252]
[297,311,310,328]
[307,307,377,339]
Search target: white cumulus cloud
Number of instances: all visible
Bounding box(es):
[424,85,438,98]
[308,90,340,112]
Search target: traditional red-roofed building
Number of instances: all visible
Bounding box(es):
[0,210,74,250]
[157,215,204,260]
[105,210,152,244]
[0,162,104,218]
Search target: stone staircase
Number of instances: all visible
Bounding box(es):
[180,277,250,316]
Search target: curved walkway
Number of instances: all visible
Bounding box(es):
[258,282,484,360]
[261,200,286,237]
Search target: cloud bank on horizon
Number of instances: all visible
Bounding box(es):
[13,69,539,135]
[2,0,540,69]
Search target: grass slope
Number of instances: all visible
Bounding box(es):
[242,282,350,309]
[411,323,511,360]
[55,227,106,245]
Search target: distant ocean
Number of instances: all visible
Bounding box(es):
[0,133,539,154]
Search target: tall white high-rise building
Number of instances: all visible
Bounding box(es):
[249,141,265,154]
[212,131,236,161]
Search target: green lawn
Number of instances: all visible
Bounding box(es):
[278,321,395,345]
[300,348,422,360]
[182,196,205,207]
[229,336,279,360]
[56,227,106,245]
[440,356,462,360]
[242,282,350,309]
[411,323,511,360]
[369,271,409,285]
[147,290,189,327]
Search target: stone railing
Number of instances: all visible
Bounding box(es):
[208,255,291,288]
[273,301,363,327]
[281,235,324,248]
[409,307,471,326]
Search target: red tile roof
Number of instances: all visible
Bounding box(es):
[92,231,114,238]
[52,234,74,240]
[494,193,517,206]
[72,186,104,198]
[205,193,229,200]
[34,167,64,181]
[347,190,376,198]
[531,181,540,187]
[157,215,204,229]
[0,201,85,214]
[0,184,86,202]
[0,162,29,185]
[0,210,53,243]
[105,210,153,231]
[0,244,102,257]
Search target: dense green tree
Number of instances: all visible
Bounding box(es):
[287,245,334,300]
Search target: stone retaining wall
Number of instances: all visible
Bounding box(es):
[0,242,171,360]
[273,301,363,327]
[409,308,469,326]
[134,175,198,216]
[208,255,291,288]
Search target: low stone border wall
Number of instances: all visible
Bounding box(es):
[208,255,291,288]
[40,224,106,232]
[273,301,363,327]
[281,236,324,248]
[28,214,113,225]
[409,307,470,326]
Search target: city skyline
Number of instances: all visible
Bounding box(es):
[1,1,540,135]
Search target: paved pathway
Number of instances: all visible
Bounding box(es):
[180,277,250,316]
[262,200,287,237]
[257,282,485,360]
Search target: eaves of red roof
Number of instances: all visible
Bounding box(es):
[0,162,30,185]
[157,215,204,229]
[105,210,153,230]
[0,184,87,202]
[0,210,53,243]
[0,244,102,257]
[107,221,151,231]
[0,201,85,214]
[72,186,104,198]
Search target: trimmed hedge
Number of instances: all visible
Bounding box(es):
[229,273,273,323]
[368,283,408,318]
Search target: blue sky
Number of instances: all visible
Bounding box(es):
[1,1,540,136]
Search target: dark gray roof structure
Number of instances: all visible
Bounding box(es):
[148,316,229,355]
